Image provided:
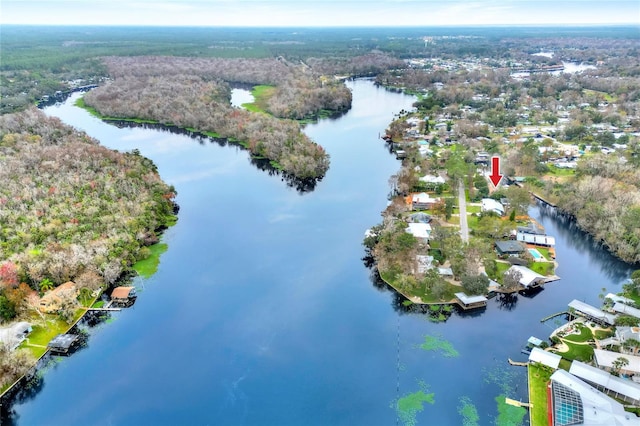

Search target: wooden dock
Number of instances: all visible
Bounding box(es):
[505,397,531,408]
[541,311,568,322]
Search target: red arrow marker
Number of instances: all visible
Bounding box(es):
[489,156,503,187]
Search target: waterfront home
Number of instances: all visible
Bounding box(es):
[495,240,525,257]
[39,281,78,314]
[405,222,431,241]
[548,369,639,426]
[568,300,617,326]
[411,192,440,210]
[594,349,640,376]
[517,221,545,235]
[505,265,545,288]
[408,212,432,224]
[612,303,640,320]
[481,198,505,216]
[0,322,32,351]
[605,293,635,305]
[570,361,640,406]
[516,231,556,247]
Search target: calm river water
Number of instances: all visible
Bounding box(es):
[4,80,635,425]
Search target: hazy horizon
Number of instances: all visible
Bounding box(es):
[2,1,639,27]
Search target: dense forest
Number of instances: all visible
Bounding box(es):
[0,109,176,309]
[83,72,330,179]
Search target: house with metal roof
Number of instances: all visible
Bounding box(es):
[405,223,432,240]
[568,299,617,326]
[516,231,556,246]
[613,302,640,320]
[481,198,505,216]
[605,293,635,305]
[570,360,640,405]
[594,349,640,375]
[505,265,545,288]
[529,347,561,369]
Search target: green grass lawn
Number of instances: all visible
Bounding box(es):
[563,324,593,343]
[594,328,615,340]
[19,310,84,358]
[545,165,576,177]
[467,205,481,214]
[535,247,552,260]
[242,85,276,113]
[556,341,594,362]
[133,243,168,278]
[496,261,511,276]
[529,363,553,426]
[530,261,555,276]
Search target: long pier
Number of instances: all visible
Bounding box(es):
[530,192,557,207]
[541,311,568,323]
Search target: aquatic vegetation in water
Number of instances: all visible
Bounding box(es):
[419,334,459,358]
[494,395,527,426]
[458,396,479,426]
[483,363,527,426]
[392,381,435,426]
[483,364,521,394]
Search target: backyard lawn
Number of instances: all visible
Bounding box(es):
[529,363,553,426]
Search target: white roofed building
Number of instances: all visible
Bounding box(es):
[548,369,640,426]
[481,198,505,216]
[505,265,545,288]
[529,347,561,369]
[570,360,640,406]
[405,223,432,241]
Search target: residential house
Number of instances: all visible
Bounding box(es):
[0,322,32,351]
[412,193,441,210]
[505,265,545,289]
[548,369,639,426]
[495,240,525,257]
[405,223,432,241]
[39,281,78,314]
[481,198,505,216]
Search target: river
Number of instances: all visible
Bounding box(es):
[3,80,635,425]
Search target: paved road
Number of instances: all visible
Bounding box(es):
[458,180,469,243]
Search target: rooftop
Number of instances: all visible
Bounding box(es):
[529,347,561,369]
[550,369,639,426]
[495,240,525,254]
[569,300,617,326]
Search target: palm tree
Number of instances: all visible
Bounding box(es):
[39,278,54,293]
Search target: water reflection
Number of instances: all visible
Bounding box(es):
[109,121,320,193]
[536,202,636,282]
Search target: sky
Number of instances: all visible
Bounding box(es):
[1,0,639,27]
